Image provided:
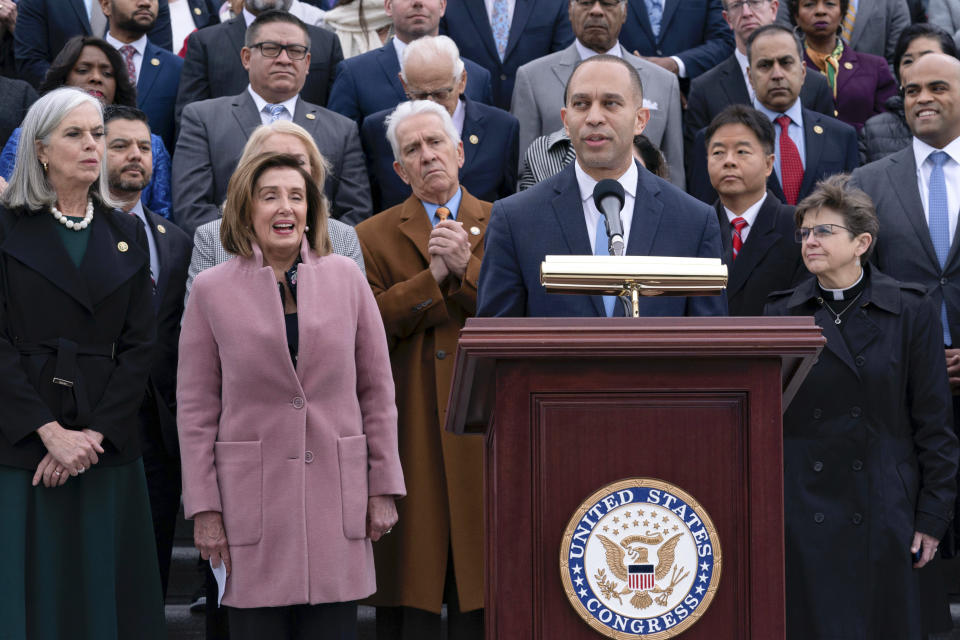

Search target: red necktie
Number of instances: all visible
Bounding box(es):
[120,45,137,85]
[731,216,748,260]
[775,115,804,205]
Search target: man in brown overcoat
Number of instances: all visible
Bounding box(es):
[355,99,488,639]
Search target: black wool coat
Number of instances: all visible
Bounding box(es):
[0,203,156,470]
[765,266,959,640]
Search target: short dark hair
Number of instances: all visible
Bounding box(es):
[40,36,138,107]
[786,0,849,32]
[746,24,803,65]
[632,135,668,179]
[892,23,960,84]
[103,104,149,127]
[564,54,644,105]
[794,174,879,264]
[245,9,311,49]
[705,104,776,155]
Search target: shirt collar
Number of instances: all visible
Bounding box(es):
[392,37,408,67]
[574,159,638,204]
[574,39,622,60]
[128,198,146,223]
[243,7,257,27]
[723,192,767,228]
[452,97,466,136]
[105,32,148,57]
[912,135,960,170]
[247,84,299,118]
[734,48,749,77]
[422,186,463,225]
[547,128,571,150]
[754,96,804,127]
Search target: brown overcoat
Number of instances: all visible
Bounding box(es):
[355,190,489,614]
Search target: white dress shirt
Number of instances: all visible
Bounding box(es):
[393,36,408,68]
[734,48,755,102]
[484,0,516,29]
[105,32,148,83]
[574,39,622,60]
[244,3,324,27]
[723,192,766,245]
[452,98,465,136]
[248,85,298,125]
[913,135,960,242]
[575,160,638,253]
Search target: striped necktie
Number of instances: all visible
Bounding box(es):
[841,1,857,45]
[731,217,748,260]
[265,104,285,122]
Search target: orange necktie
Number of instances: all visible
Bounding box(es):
[436,206,450,221]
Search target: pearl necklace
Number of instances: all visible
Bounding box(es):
[50,199,94,231]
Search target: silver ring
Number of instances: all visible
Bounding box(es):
[78,467,85,474]
[384,528,393,534]
[54,470,61,476]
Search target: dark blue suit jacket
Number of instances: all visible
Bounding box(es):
[138,41,182,155]
[327,39,494,126]
[688,107,859,205]
[361,96,518,212]
[14,0,172,87]
[440,0,572,110]
[477,160,728,317]
[619,0,733,80]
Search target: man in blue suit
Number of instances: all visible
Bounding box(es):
[440,0,573,110]
[361,36,518,213]
[103,0,183,154]
[327,0,493,127]
[14,0,172,87]
[619,0,733,81]
[478,54,726,318]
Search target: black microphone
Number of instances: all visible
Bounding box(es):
[592,179,625,257]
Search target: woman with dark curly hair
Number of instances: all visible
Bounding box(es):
[0,36,172,219]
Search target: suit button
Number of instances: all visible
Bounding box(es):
[852,459,863,471]
[813,461,823,472]
[850,406,862,418]
[500,73,507,80]
[814,512,824,523]
[852,512,863,525]
[656,49,663,55]
[813,408,822,419]
[942,278,949,286]
[436,350,446,360]
[304,450,313,464]
[292,396,304,409]
[855,355,865,367]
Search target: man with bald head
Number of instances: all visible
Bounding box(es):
[361,35,519,212]
[478,54,726,318]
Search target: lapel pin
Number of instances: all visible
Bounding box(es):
[469,134,479,145]
[843,61,853,70]
[117,241,129,252]
[157,224,167,234]
[305,113,316,120]
[470,226,481,236]
[194,6,202,14]
[150,58,160,66]
[813,125,824,134]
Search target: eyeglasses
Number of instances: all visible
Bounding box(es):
[794,223,854,243]
[250,41,309,60]
[406,87,456,101]
[571,0,624,8]
[726,0,770,13]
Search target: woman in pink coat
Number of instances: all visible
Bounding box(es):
[177,152,405,639]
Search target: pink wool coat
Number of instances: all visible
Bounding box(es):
[177,239,405,608]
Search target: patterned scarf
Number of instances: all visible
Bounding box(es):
[806,38,844,99]
[277,257,303,305]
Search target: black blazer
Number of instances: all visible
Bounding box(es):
[175,16,343,122]
[0,204,156,469]
[0,77,38,150]
[716,192,805,316]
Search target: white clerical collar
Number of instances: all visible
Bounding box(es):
[247,85,299,118]
[574,39,622,60]
[574,159,638,204]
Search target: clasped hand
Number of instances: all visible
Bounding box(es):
[33,422,105,488]
[428,220,471,283]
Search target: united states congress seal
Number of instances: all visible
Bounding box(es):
[559,478,722,639]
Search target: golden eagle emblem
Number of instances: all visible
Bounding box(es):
[594,532,690,610]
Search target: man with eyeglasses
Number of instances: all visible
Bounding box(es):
[174,0,343,123]
[685,0,833,167]
[173,9,371,235]
[360,35,519,212]
[511,0,684,186]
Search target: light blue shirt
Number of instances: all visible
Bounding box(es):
[754,98,806,189]
[129,199,160,286]
[422,187,463,227]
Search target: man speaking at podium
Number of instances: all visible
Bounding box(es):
[477,55,727,318]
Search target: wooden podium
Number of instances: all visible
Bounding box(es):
[445,317,824,640]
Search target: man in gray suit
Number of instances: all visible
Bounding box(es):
[172,10,370,236]
[776,0,908,65]
[510,0,684,187]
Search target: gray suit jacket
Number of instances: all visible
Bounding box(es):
[184,217,365,303]
[510,43,685,188]
[777,0,909,64]
[928,0,960,48]
[850,145,960,342]
[172,91,372,237]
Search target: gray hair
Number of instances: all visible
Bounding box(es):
[400,35,465,84]
[385,100,462,164]
[1,87,119,212]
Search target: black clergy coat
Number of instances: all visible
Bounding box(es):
[764,266,958,639]
[0,203,156,470]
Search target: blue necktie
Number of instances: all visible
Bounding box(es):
[594,215,616,317]
[491,0,510,61]
[647,0,663,39]
[929,150,953,345]
[265,104,285,122]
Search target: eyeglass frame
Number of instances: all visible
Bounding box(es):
[248,41,310,60]
[570,0,625,8]
[794,223,856,243]
[405,86,457,101]
[725,0,771,13]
